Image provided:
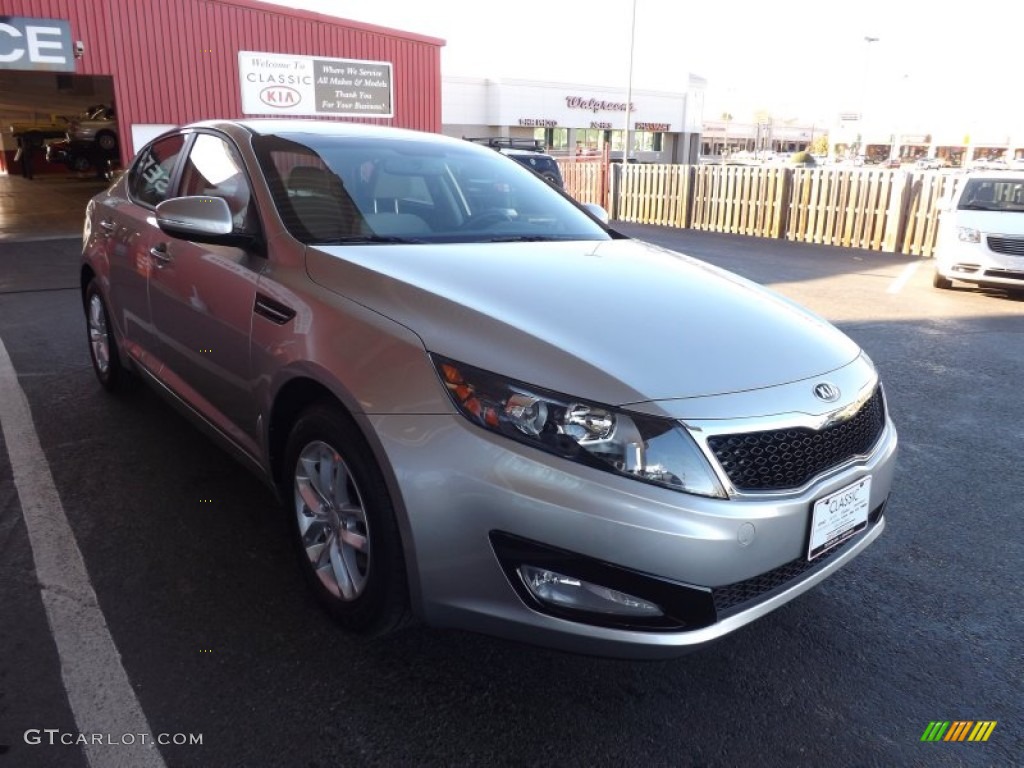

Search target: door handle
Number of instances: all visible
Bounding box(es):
[149,243,172,266]
[99,219,116,233]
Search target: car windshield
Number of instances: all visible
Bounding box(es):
[252,133,609,245]
[958,178,1024,212]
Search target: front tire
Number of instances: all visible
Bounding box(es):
[284,404,410,636]
[932,270,952,289]
[96,131,119,152]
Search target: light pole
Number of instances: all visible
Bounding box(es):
[859,35,879,160]
[622,0,637,163]
[891,73,909,162]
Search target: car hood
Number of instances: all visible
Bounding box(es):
[951,209,1024,236]
[305,238,860,405]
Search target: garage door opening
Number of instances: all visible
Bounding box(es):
[0,71,117,178]
[0,71,119,240]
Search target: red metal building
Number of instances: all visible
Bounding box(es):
[1,0,443,171]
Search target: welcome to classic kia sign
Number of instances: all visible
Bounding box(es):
[239,51,393,118]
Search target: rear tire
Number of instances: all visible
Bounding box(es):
[283,403,410,636]
[84,279,134,392]
[932,270,952,289]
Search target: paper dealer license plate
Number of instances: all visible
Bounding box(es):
[807,476,871,561]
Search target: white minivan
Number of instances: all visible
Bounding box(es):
[933,173,1024,291]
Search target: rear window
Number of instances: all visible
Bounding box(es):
[128,134,186,208]
[513,155,557,173]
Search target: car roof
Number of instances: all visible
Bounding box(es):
[501,148,553,157]
[178,118,477,154]
[184,118,472,149]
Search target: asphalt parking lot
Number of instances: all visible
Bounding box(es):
[1,221,1021,767]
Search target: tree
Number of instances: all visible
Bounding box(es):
[811,134,829,155]
[790,150,816,167]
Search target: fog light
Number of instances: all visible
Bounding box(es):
[518,565,663,617]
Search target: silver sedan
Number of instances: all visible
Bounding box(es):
[81,120,897,658]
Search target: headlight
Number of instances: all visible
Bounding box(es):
[956,226,981,243]
[433,356,726,498]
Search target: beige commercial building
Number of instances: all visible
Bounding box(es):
[442,75,706,164]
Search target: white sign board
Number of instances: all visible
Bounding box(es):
[238,51,393,118]
[130,124,178,156]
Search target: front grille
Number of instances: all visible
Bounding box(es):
[988,236,1024,256]
[983,269,1024,281]
[707,388,885,492]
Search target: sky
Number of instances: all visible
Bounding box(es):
[255,0,1021,135]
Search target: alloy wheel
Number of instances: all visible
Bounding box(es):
[293,440,371,600]
[88,293,110,374]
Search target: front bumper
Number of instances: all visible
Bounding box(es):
[370,409,897,659]
[935,241,1024,287]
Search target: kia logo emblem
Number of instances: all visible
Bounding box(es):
[259,86,301,108]
[813,382,841,402]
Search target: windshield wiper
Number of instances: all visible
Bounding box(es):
[960,204,996,211]
[481,235,570,243]
[312,235,426,245]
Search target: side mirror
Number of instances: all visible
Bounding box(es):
[156,196,252,246]
[156,196,232,238]
[582,202,610,224]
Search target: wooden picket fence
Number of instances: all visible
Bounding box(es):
[559,160,608,208]
[617,164,692,228]
[786,168,906,251]
[557,161,962,257]
[690,165,787,238]
[901,172,962,257]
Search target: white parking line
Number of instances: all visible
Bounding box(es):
[0,337,166,768]
[887,260,925,294]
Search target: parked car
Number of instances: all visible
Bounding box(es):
[7,114,69,147]
[45,138,115,174]
[915,157,943,170]
[68,105,118,152]
[969,157,1007,171]
[933,173,1024,291]
[464,137,564,187]
[81,120,898,658]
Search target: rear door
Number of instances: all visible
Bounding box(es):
[101,132,187,370]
